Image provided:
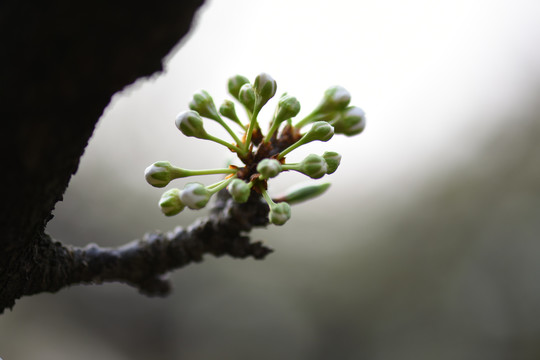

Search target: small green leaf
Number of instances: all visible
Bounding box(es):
[280,182,331,205]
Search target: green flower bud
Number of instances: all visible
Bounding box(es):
[274,93,301,123]
[228,178,251,203]
[228,75,250,100]
[189,90,220,121]
[219,99,242,125]
[303,121,334,142]
[238,83,256,113]
[279,182,331,205]
[264,93,301,142]
[277,121,335,159]
[295,86,352,129]
[330,106,366,136]
[269,202,291,226]
[253,72,277,110]
[144,161,183,188]
[318,86,351,113]
[322,151,342,174]
[158,188,185,216]
[180,182,211,210]
[257,159,282,179]
[175,110,207,139]
[299,154,328,179]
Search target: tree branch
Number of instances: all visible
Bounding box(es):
[1,191,272,312]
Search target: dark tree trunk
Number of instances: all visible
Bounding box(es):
[0,1,271,313]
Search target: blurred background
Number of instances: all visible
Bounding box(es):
[2,0,540,358]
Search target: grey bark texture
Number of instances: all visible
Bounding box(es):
[0,1,272,314]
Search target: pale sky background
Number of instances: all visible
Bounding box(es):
[59,0,540,230]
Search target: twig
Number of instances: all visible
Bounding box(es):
[0,191,271,313]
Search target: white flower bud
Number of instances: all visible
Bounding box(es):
[257,159,282,179]
[322,151,342,174]
[219,100,240,123]
[331,106,366,136]
[175,110,208,139]
[238,83,256,113]
[228,179,251,203]
[303,121,334,142]
[180,182,211,210]
[269,202,291,225]
[277,122,335,159]
[189,90,220,121]
[158,188,185,216]
[144,161,181,188]
[318,86,351,113]
[228,75,250,100]
[274,93,301,123]
[299,154,328,179]
[253,72,277,110]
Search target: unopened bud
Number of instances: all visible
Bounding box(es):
[274,93,301,123]
[189,90,220,121]
[219,100,241,124]
[303,121,334,143]
[331,106,366,136]
[180,182,211,210]
[277,121,335,159]
[228,75,250,100]
[269,202,291,225]
[257,159,282,179]
[322,151,342,174]
[158,188,185,216]
[228,179,251,203]
[144,161,183,188]
[299,154,328,179]
[238,83,256,113]
[175,110,207,139]
[253,72,277,110]
[317,86,351,113]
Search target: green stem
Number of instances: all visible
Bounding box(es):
[205,134,244,153]
[244,107,260,152]
[280,163,300,171]
[295,111,317,129]
[260,186,276,207]
[277,137,307,160]
[207,175,237,194]
[263,119,281,143]
[216,116,244,146]
[227,116,247,130]
[181,168,237,177]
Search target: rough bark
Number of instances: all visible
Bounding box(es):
[0,1,272,313]
[3,191,271,309]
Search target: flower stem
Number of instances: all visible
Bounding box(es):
[183,168,237,177]
[207,175,237,194]
[216,116,244,147]
[280,163,300,171]
[277,138,307,160]
[244,107,260,152]
[260,186,276,207]
[205,134,245,153]
[263,120,280,143]
[295,111,317,129]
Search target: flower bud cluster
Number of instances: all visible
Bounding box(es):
[145,73,365,226]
